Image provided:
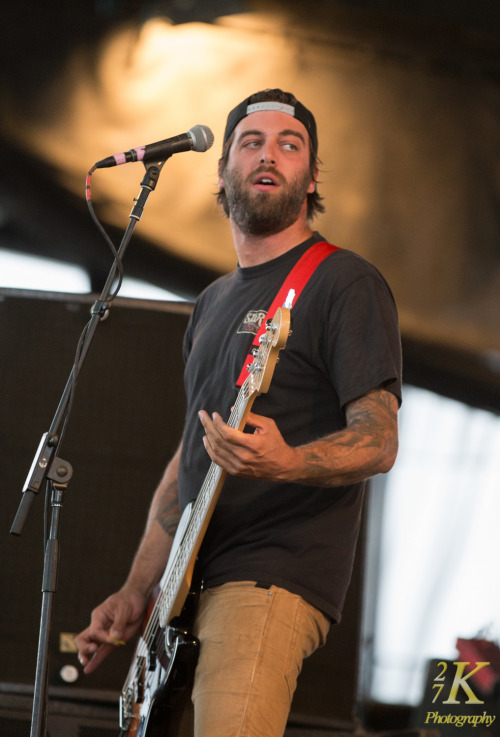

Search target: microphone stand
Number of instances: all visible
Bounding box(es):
[10,160,167,737]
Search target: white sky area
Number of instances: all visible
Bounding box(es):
[0,248,185,301]
[371,385,500,705]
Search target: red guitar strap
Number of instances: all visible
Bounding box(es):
[236,240,340,387]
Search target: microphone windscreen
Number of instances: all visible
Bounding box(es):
[189,125,215,152]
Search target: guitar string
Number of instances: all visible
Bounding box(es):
[120,326,278,702]
[147,380,249,636]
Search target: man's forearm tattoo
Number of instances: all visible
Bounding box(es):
[155,480,181,538]
[301,388,398,483]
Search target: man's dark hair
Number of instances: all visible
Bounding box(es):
[217,89,325,220]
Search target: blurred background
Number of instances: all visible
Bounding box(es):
[1,1,499,735]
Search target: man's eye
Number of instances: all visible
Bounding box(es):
[283,142,298,151]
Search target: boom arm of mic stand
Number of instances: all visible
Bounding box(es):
[10,160,166,537]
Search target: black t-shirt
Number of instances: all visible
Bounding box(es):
[179,232,402,622]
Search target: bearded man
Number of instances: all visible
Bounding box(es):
[75,88,402,737]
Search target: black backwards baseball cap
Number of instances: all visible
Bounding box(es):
[223,91,318,157]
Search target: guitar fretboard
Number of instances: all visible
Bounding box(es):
[157,377,252,627]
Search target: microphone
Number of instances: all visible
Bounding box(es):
[94,124,214,168]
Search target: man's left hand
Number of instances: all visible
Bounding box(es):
[198,410,296,480]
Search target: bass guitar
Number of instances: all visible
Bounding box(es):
[118,306,291,737]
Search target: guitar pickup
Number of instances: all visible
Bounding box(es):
[135,655,146,702]
[147,643,157,672]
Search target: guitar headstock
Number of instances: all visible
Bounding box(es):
[247,306,290,396]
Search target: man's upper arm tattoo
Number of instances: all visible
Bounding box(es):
[345,387,398,446]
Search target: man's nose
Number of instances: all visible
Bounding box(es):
[260,141,278,165]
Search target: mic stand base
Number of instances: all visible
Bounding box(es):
[30,483,66,737]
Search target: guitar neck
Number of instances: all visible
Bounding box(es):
[119,308,289,733]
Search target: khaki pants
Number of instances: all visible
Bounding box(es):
[187,581,330,737]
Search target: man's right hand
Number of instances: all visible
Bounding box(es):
[74,587,148,674]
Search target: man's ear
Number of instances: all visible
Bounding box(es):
[217,158,225,190]
[307,166,319,194]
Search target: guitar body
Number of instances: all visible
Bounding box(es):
[118,307,291,736]
[121,625,199,737]
[120,506,201,737]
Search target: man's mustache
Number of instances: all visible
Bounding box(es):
[246,166,286,186]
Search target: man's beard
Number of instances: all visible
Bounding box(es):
[223,165,311,236]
